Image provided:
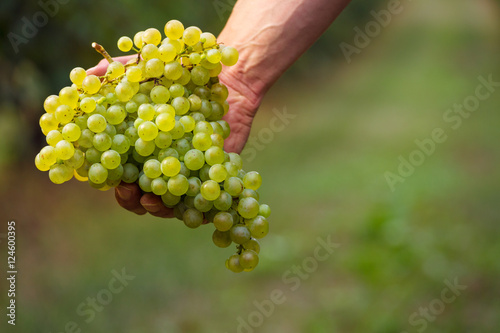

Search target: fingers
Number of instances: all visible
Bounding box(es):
[86,55,137,76]
[115,182,174,218]
[115,182,147,215]
[140,193,175,218]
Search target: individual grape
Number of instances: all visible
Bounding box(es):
[230,225,251,244]
[161,191,181,207]
[107,164,124,181]
[246,215,269,239]
[106,104,127,125]
[200,180,220,201]
[38,146,57,166]
[209,164,227,183]
[164,61,183,80]
[237,197,260,219]
[221,46,239,66]
[189,52,201,65]
[135,138,156,156]
[70,67,86,85]
[243,238,261,254]
[204,146,224,165]
[46,130,63,147]
[167,174,189,196]
[213,191,232,211]
[43,95,61,114]
[106,61,125,79]
[87,114,107,133]
[100,150,121,169]
[171,97,190,115]
[133,31,144,48]
[145,58,164,78]
[224,162,239,177]
[169,121,185,140]
[122,163,140,183]
[200,32,216,47]
[55,105,74,125]
[183,149,204,171]
[164,20,184,40]
[54,140,74,160]
[93,132,112,151]
[186,177,201,196]
[151,177,168,195]
[80,97,96,113]
[239,250,259,271]
[183,208,203,228]
[126,66,143,82]
[138,121,158,141]
[138,173,153,192]
[208,62,222,77]
[117,36,133,52]
[192,132,212,151]
[224,177,244,197]
[190,66,210,86]
[212,230,232,248]
[183,26,201,46]
[142,28,162,45]
[59,86,79,107]
[213,212,233,232]
[62,123,81,142]
[226,254,244,273]
[88,163,108,184]
[82,75,101,94]
[115,81,135,102]
[111,134,131,154]
[125,127,139,144]
[243,171,262,191]
[206,49,222,64]
[240,188,259,201]
[141,44,160,61]
[161,156,181,177]
[155,131,172,149]
[85,147,102,164]
[49,164,72,184]
[138,103,155,121]
[150,85,170,104]
[158,43,176,62]
[259,204,271,218]
[143,159,162,178]
[193,193,213,212]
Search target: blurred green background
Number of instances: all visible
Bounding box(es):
[1,0,500,332]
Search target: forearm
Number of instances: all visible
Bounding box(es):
[218,0,351,103]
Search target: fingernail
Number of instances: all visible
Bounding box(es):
[143,204,160,213]
[116,185,131,200]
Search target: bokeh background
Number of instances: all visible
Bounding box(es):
[1,0,500,332]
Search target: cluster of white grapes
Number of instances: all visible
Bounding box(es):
[35,20,270,273]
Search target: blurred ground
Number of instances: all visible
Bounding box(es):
[1,0,500,332]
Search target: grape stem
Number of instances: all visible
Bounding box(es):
[92,42,113,64]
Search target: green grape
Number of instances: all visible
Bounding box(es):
[192,132,212,151]
[82,75,101,94]
[183,208,203,228]
[209,164,227,183]
[190,66,210,86]
[54,140,74,160]
[49,164,72,184]
[115,81,135,102]
[106,61,125,79]
[258,204,271,218]
[155,131,172,148]
[39,113,59,134]
[208,101,224,121]
[226,254,244,273]
[204,146,224,165]
[65,148,85,169]
[111,134,130,154]
[164,61,183,80]
[238,197,260,219]
[179,115,195,132]
[145,58,164,78]
[170,121,185,140]
[55,105,74,125]
[117,36,133,52]
[200,180,220,201]
[122,163,140,183]
[44,95,61,114]
[175,67,191,85]
[38,146,57,166]
[161,191,181,207]
[187,94,201,111]
[167,174,189,196]
[74,114,89,130]
[161,156,181,177]
[169,83,185,98]
[183,26,201,46]
[46,130,63,147]
[158,147,179,161]
[59,86,79,107]
[87,114,107,133]
[141,44,159,61]
[100,150,121,169]
[134,31,145,48]
[189,52,201,65]
[200,32,216,47]
[224,162,238,177]
[239,250,259,271]
[191,112,205,123]
[138,173,153,192]
[156,103,176,116]
[221,46,239,66]
[213,212,233,231]
[172,138,191,156]
[142,28,162,45]
[70,67,86,85]
[138,121,158,141]
[150,85,170,104]
[158,43,176,62]
[124,127,139,145]
[106,104,126,125]
[137,103,155,121]
[212,230,232,248]
[208,62,222,77]
[93,132,112,151]
[126,66,143,82]
[151,177,168,195]
[107,164,124,181]
[164,19,184,39]
[228,152,243,169]
[214,191,232,211]
[88,163,108,184]
[246,215,269,239]
[183,149,204,171]
[80,97,96,113]
[186,177,201,196]
[135,138,156,156]
[143,159,162,178]
[243,171,262,190]
[85,147,102,164]
[194,193,213,212]
[230,225,251,244]
[171,97,190,115]
[199,99,212,118]
[217,120,231,139]
[178,161,190,177]
[198,164,211,182]
[224,177,244,197]
[206,49,222,64]
[243,238,261,254]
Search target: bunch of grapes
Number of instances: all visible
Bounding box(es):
[34,20,271,273]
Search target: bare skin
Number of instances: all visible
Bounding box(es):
[87,0,351,217]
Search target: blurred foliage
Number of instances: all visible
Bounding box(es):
[1,0,500,332]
